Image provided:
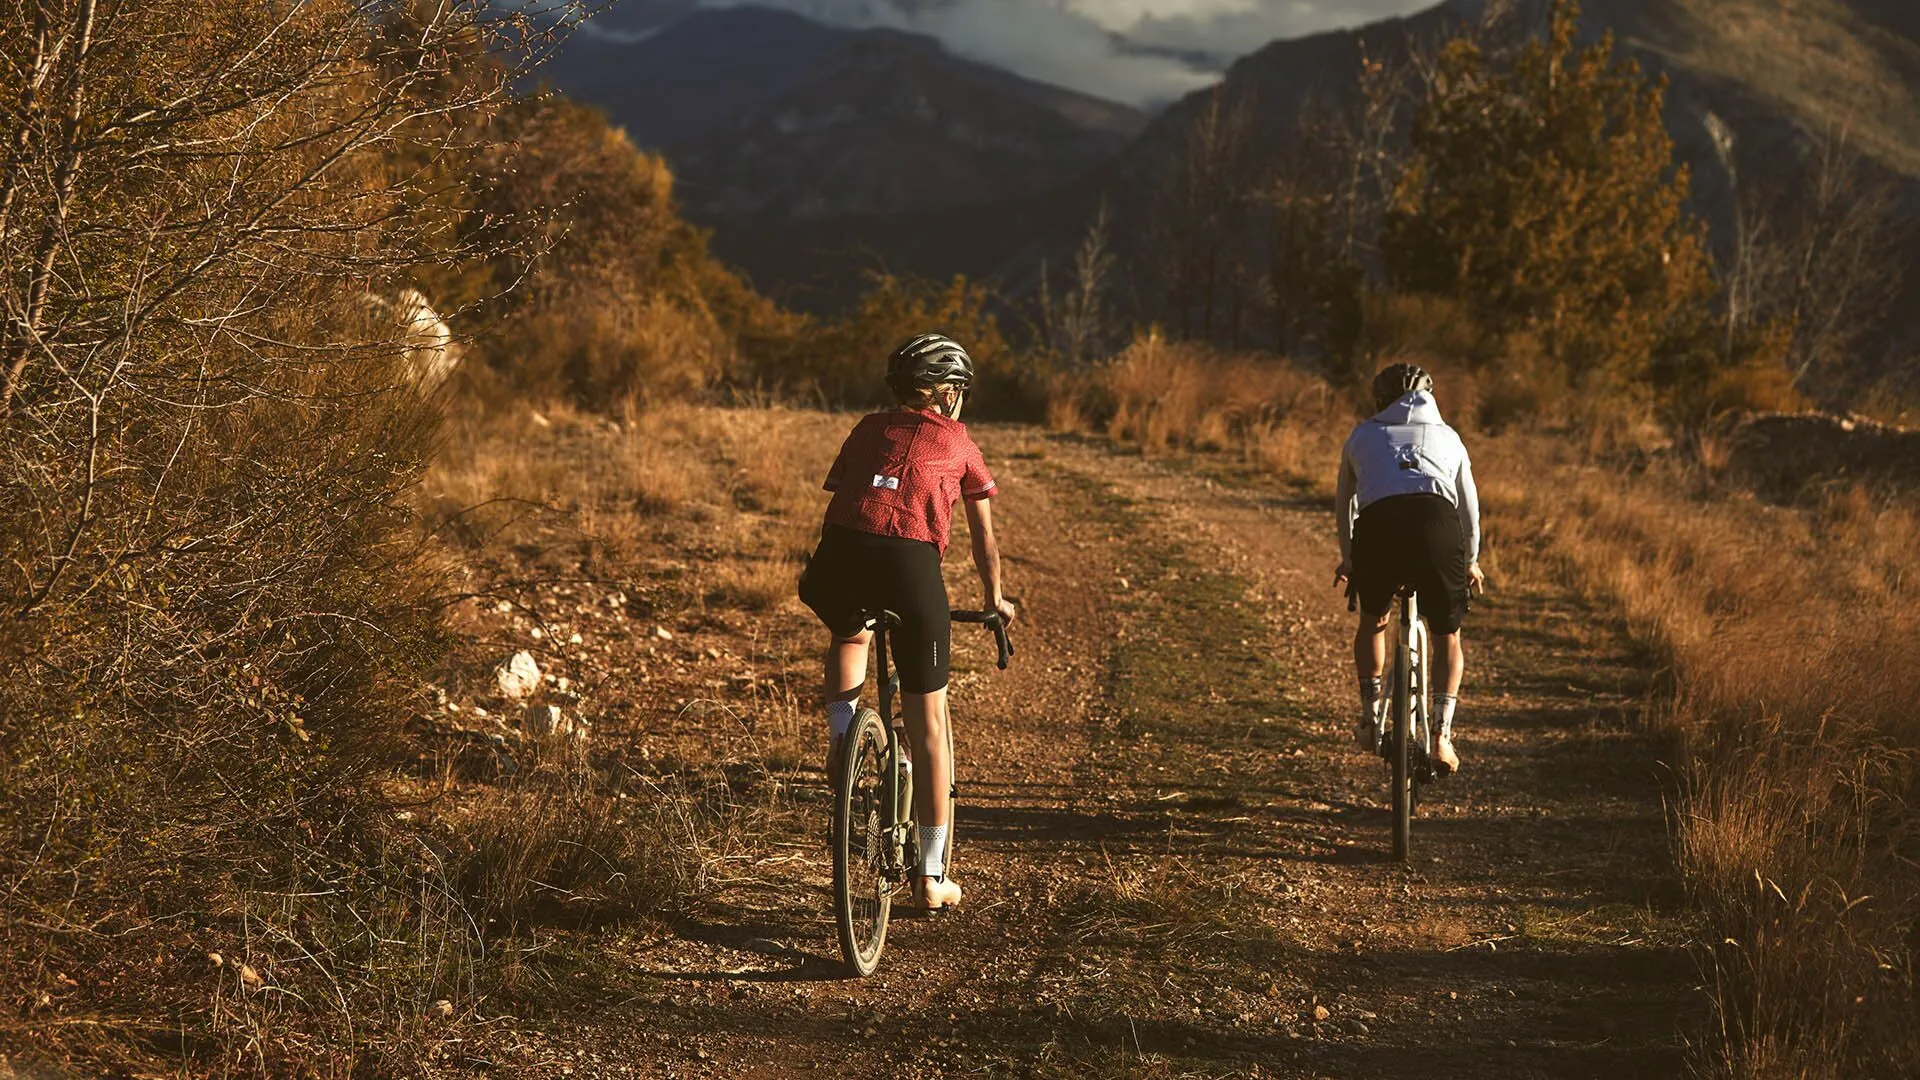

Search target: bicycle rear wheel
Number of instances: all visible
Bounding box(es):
[833,708,892,976]
[1390,639,1414,862]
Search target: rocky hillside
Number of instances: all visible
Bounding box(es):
[551,0,1919,360]
[1585,0,1920,177]
[548,6,1146,223]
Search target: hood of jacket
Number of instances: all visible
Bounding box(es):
[1370,390,1444,426]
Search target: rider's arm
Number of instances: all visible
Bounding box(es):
[1334,442,1358,565]
[1456,445,1481,565]
[964,497,1012,621]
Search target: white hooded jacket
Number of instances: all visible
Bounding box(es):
[1335,391,1480,564]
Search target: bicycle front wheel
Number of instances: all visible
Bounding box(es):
[1390,642,1414,862]
[833,708,892,976]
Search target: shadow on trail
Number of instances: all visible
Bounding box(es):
[609,931,1695,1079]
[644,911,855,984]
[960,801,1161,849]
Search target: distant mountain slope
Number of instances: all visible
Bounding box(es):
[1587,0,1920,177]
[545,6,1147,222]
[548,7,860,149]
[563,0,1918,376]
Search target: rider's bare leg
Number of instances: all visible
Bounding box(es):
[825,630,869,701]
[1433,630,1465,772]
[823,630,869,736]
[1435,630,1463,697]
[1353,609,1390,680]
[1350,609,1392,748]
[903,687,960,906]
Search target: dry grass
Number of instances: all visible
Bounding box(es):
[1053,342,1919,1076]
[442,768,719,932]
[427,400,830,571]
[1048,333,1348,487]
[1474,439,1920,1079]
[1059,855,1258,950]
[406,398,848,1005]
[1638,0,1920,177]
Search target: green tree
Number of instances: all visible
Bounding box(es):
[786,273,1009,409]
[466,96,800,407]
[1382,0,1721,421]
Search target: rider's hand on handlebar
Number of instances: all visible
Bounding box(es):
[1468,561,1486,595]
[989,595,1017,626]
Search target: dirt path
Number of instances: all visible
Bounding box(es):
[489,426,1702,1078]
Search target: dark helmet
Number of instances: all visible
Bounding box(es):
[886,333,974,397]
[1370,362,1434,410]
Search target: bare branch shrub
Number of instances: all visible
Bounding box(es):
[1727,123,1909,403]
[1154,87,1263,345]
[1054,201,1116,367]
[0,0,588,1068]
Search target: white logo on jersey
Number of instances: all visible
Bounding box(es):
[871,474,901,490]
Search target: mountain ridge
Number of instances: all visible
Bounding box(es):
[544,6,1148,222]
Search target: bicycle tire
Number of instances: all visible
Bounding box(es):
[1390,635,1414,862]
[1413,616,1430,817]
[833,708,891,976]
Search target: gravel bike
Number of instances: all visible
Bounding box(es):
[831,608,1012,977]
[1384,586,1435,861]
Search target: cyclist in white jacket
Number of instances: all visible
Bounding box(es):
[1333,363,1484,775]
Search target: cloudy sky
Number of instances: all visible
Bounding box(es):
[680,1,1443,105]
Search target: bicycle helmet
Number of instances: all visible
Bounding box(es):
[1370,362,1434,410]
[886,333,974,397]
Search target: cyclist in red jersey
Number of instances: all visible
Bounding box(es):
[799,334,1016,911]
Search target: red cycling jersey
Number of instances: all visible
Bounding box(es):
[822,408,996,553]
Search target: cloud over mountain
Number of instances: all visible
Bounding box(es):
[635,1,1439,105]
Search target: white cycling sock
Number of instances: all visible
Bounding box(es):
[1437,694,1458,739]
[918,824,948,878]
[826,698,857,739]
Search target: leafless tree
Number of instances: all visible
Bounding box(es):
[1054,200,1115,364]
[0,0,587,1062]
[1727,123,1909,395]
[1156,86,1260,342]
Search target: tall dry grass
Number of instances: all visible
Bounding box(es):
[1054,342,1919,1076]
[411,398,847,958]
[1048,333,1348,486]
[1475,443,1920,1079]
[427,400,829,582]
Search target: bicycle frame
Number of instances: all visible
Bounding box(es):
[864,611,918,884]
[832,606,1012,975]
[858,608,1012,886]
[1397,590,1433,776]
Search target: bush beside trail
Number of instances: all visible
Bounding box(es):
[0,2,721,1071]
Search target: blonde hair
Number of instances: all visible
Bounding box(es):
[896,383,958,409]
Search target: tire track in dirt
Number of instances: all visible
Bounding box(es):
[1023,434,1703,1079]
[497,426,1702,1079]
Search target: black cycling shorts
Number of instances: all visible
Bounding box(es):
[1351,493,1471,634]
[798,525,951,694]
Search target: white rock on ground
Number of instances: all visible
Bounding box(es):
[495,650,542,700]
[525,703,570,736]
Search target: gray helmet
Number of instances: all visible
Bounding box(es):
[1371,362,1434,410]
[886,333,973,397]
